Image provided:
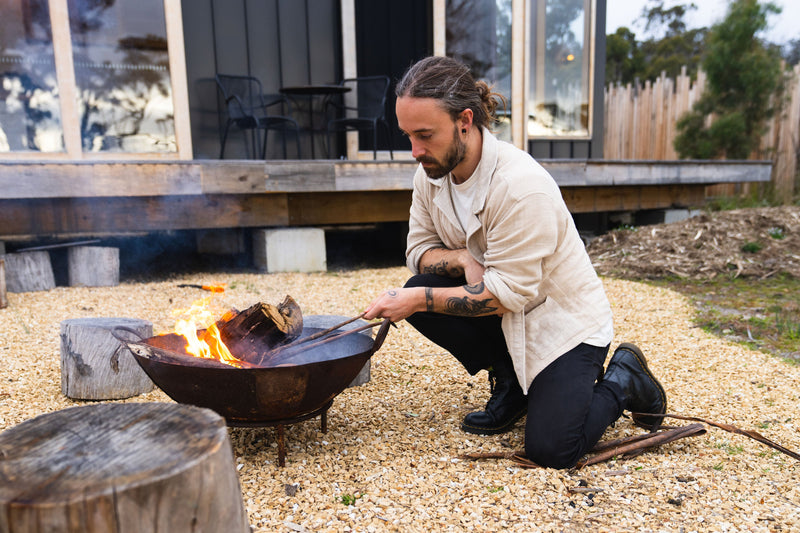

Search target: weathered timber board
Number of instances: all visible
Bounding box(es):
[0,194,290,236]
[0,162,266,199]
[286,191,414,225]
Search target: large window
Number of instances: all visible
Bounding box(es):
[528,0,592,138]
[0,0,64,152]
[0,0,184,156]
[446,0,513,142]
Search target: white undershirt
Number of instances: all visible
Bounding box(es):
[449,173,477,233]
[449,174,614,348]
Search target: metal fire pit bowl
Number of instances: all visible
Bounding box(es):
[118,316,391,466]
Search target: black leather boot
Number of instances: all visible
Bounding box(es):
[603,343,667,430]
[461,356,527,435]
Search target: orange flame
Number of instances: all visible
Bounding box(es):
[202,283,227,293]
[169,293,245,368]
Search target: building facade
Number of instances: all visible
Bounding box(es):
[0,0,606,162]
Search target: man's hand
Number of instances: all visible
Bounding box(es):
[363,287,425,322]
[459,251,485,285]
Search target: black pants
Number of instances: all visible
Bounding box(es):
[404,274,624,469]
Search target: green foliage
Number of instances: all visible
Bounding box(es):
[785,39,800,66]
[741,241,763,253]
[605,1,706,85]
[654,274,800,361]
[674,0,784,160]
[339,493,363,506]
[606,27,645,84]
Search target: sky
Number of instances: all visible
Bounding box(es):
[605,0,799,44]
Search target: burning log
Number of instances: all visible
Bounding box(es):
[0,403,250,533]
[208,295,303,361]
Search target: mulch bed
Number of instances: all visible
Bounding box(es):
[587,206,800,280]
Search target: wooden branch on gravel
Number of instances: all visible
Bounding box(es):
[634,411,800,461]
[459,410,800,470]
[458,424,707,469]
[576,423,707,468]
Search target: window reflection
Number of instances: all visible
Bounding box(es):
[529,0,591,137]
[446,0,512,142]
[68,0,176,152]
[0,0,64,152]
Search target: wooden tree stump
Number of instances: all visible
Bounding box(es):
[0,257,8,309]
[68,246,119,287]
[4,251,55,293]
[0,402,250,533]
[60,318,155,400]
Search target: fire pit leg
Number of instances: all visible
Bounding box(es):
[321,409,328,433]
[277,424,287,467]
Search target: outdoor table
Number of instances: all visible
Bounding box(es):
[280,84,351,158]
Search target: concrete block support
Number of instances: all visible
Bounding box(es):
[253,228,327,273]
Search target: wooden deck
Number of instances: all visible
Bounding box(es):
[0,159,772,240]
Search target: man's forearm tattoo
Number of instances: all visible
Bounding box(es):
[425,287,434,312]
[422,260,464,277]
[444,296,497,316]
[464,281,484,295]
[421,247,465,277]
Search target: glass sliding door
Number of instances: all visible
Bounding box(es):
[67,0,176,153]
[528,0,592,138]
[0,0,64,152]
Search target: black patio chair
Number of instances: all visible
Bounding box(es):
[326,75,393,160]
[215,74,301,159]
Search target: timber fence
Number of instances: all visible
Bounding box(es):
[604,64,800,201]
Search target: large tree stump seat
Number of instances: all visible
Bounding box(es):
[60,317,155,400]
[68,245,120,287]
[0,403,250,533]
[4,251,55,293]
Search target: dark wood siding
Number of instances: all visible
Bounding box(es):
[182,0,342,159]
[353,0,432,153]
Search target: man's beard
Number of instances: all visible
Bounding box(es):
[417,125,467,179]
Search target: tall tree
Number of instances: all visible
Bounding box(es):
[674,0,783,160]
[784,39,800,66]
[605,1,705,85]
[605,27,644,84]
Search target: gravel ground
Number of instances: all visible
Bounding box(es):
[1,268,799,532]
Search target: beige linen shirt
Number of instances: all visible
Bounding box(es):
[406,128,613,392]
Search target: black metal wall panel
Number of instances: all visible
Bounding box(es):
[246,0,283,93]
[308,1,341,85]
[592,0,606,158]
[278,1,311,86]
[352,0,432,153]
[213,0,249,75]
[182,0,220,159]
